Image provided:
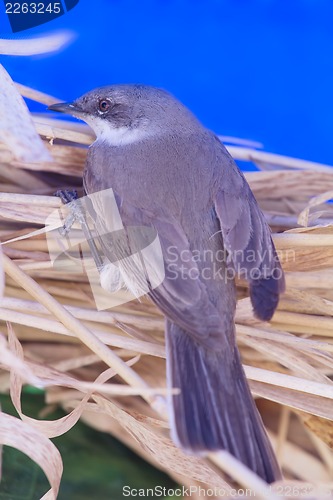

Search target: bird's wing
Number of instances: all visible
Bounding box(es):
[146,215,224,347]
[213,138,285,320]
[83,192,224,348]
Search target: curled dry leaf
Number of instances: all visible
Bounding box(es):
[0,65,52,162]
[0,411,63,500]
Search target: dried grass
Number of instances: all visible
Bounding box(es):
[0,61,332,499]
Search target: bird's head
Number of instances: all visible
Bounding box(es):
[48,84,197,145]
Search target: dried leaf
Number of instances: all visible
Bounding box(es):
[0,32,73,56]
[0,412,62,499]
[0,65,51,162]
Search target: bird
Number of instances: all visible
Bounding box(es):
[49,84,285,483]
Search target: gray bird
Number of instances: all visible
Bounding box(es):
[49,85,285,483]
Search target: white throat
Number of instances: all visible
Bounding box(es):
[84,116,150,146]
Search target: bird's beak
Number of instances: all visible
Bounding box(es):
[48,102,84,116]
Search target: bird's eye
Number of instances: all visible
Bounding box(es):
[98,99,111,112]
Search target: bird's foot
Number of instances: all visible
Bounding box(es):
[54,189,83,236]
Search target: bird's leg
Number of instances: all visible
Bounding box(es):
[54,189,104,270]
[54,188,78,205]
[54,189,79,236]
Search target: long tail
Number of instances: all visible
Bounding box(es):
[166,321,281,483]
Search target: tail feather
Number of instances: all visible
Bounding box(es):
[166,321,281,483]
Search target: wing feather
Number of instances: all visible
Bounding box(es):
[213,140,285,320]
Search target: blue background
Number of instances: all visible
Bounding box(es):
[1,0,333,166]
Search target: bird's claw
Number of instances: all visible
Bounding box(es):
[54,189,82,235]
[54,189,79,205]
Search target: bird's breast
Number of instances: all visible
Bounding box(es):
[84,133,215,222]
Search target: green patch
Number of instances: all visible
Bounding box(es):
[0,393,176,499]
